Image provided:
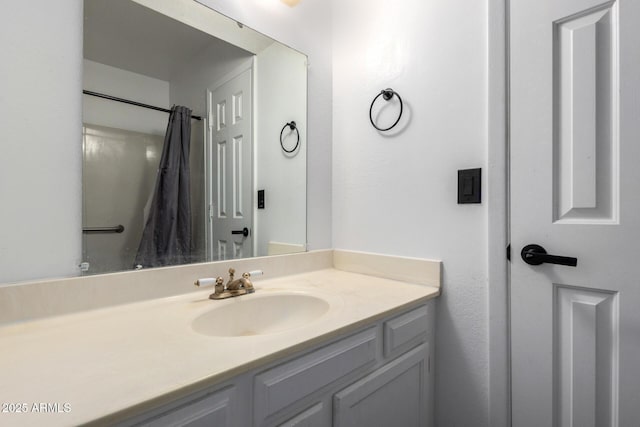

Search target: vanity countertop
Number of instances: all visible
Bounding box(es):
[0,268,439,426]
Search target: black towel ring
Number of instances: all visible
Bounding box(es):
[369,88,403,132]
[280,121,300,153]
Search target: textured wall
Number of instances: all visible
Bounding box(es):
[331,0,489,425]
[0,0,83,284]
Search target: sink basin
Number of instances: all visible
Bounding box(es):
[192,292,331,337]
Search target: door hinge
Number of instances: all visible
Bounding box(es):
[208,204,214,220]
[506,244,511,261]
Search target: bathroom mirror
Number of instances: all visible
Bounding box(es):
[81,0,307,275]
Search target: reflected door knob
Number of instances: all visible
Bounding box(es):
[231,227,249,237]
[521,244,577,267]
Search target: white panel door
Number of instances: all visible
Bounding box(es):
[510,0,640,426]
[207,69,253,261]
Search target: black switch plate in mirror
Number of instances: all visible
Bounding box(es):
[458,168,481,204]
[258,189,265,209]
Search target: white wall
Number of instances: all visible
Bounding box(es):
[0,1,83,284]
[255,42,307,256]
[169,43,253,119]
[195,0,333,252]
[83,60,170,135]
[332,0,489,425]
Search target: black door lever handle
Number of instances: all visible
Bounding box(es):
[521,244,577,267]
[231,227,249,237]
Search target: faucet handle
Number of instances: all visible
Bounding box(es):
[194,277,216,287]
[214,277,225,295]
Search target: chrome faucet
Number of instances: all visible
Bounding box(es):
[194,268,259,300]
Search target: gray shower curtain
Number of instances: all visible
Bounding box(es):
[134,106,192,268]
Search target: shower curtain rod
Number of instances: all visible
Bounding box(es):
[82,90,203,121]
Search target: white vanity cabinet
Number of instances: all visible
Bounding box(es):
[126,301,435,427]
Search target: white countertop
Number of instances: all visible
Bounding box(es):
[0,268,439,426]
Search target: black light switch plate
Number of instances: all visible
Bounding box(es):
[258,189,265,209]
[458,168,481,204]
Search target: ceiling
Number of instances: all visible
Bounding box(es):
[83,0,253,81]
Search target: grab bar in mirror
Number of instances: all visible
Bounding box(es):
[83,225,125,234]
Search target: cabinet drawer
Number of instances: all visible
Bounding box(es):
[254,327,377,424]
[277,402,326,427]
[383,305,428,357]
[135,386,235,427]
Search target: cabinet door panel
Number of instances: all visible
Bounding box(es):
[333,344,429,427]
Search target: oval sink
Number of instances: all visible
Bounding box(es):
[192,293,330,337]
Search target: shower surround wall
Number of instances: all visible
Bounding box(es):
[82,124,163,274]
[332,0,490,426]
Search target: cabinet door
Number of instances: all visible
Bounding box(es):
[333,343,429,427]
